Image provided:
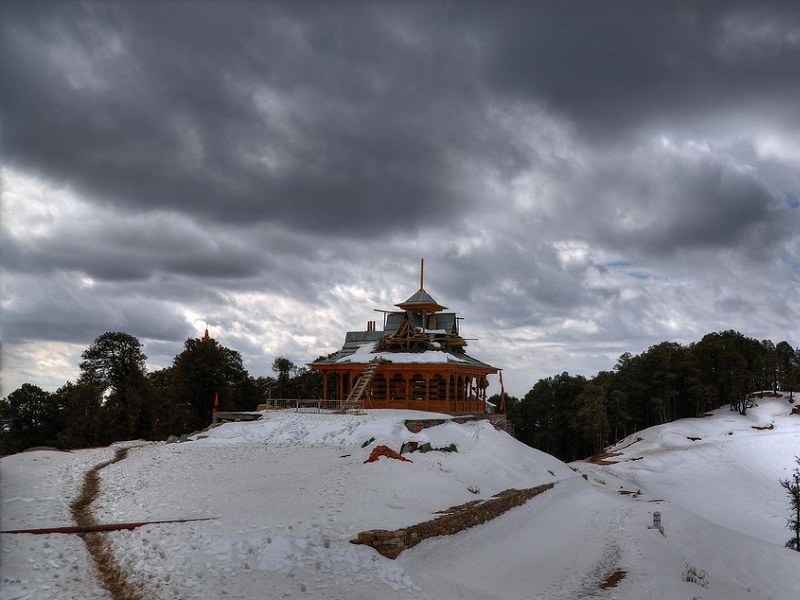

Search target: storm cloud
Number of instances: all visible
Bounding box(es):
[2,1,799,396]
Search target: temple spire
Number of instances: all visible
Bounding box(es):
[395,259,447,312]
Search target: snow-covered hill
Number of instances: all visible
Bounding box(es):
[2,399,799,600]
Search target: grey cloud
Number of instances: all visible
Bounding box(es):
[1,2,488,236]
[2,2,799,396]
[555,144,799,259]
[417,240,601,334]
[715,296,754,314]
[1,273,191,344]
[5,3,798,244]
[475,2,800,139]
[1,212,272,282]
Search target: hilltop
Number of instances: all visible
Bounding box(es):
[2,398,799,599]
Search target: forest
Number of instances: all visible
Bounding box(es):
[2,329,799,459]
[0,331,321,454]
[501,330,800,461]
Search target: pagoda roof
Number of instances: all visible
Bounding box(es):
[311,340,496,371]
[394,287,447,312]
[309,260,497,373]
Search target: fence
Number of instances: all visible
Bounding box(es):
[261,398,341,413]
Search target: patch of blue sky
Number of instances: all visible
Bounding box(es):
[628,271,652,280]
[785,193,799,210]
[781,256,800,275]
[602,259,652,280]
[603,260,632,269]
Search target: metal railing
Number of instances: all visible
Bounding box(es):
[262,398,341,413]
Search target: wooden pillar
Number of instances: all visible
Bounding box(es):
[404,373,410,408]
[337,373,343,402]
[425,373,430,412]
[322,373,329,401]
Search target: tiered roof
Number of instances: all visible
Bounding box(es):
[312,262,495,371]
[394,288,448,313]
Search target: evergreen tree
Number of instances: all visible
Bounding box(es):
[52,381,104,449]
[487,393,518,414]
[171,333,251,430]
[284,367,323,399]
[510,330,787,460]
[775,342,800,401]
[251,375,278,405]
[0,384,63,452]
[780,457,800,552]
[77,331,151,441]
[571,382,609,457]
[760,340,779,393]
[147,367,193,439]
[79,331,147,391]
[272,357,296,398]
[512,372,586,461]
[613,352,646,431]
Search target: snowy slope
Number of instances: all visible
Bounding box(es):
[576,395,800,544]
[2,400,800,600]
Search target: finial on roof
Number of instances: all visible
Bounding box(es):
[395,259,447,312]
[203,327,210,341]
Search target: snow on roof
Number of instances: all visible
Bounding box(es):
[334,341,469,364]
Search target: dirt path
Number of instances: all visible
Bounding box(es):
[70,446,142,600]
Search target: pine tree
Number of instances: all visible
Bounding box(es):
[781,457,800,552]
[171,332,250,430]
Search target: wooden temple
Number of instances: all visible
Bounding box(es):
[310,261,498,413]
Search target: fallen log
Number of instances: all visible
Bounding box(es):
[1,517,216,535]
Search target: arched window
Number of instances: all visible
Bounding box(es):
[410,373,426,402]
[371,373,387,401]
[428,374,446,401]
[389,374,406,402]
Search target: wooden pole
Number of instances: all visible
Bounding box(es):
[2,517,217,535]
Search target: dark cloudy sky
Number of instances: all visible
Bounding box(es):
[2,1,799,397]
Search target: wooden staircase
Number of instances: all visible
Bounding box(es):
[338,359,382,413]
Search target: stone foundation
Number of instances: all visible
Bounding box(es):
[351,483,555,559]
[404,413,512,434]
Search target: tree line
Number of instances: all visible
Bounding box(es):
[501,330,800,462]
[3,328,798,457]
[0,331,323,454]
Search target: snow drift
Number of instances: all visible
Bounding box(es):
[2,399,800,599]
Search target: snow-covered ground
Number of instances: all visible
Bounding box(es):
[2,399,799,600]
